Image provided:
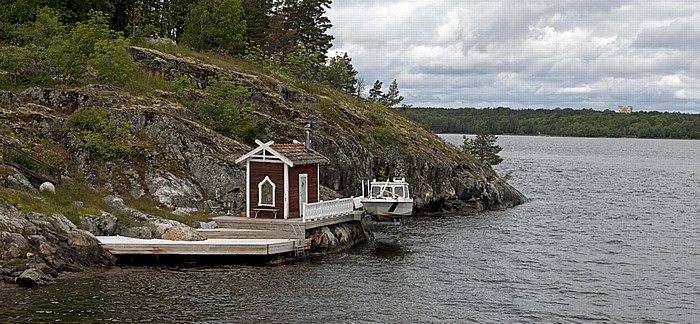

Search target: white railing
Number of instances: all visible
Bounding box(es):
[302,197,355,222]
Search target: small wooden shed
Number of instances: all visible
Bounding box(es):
[235,140,329,219]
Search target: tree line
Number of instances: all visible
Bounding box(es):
[0,0,360,95]
[401,107,700,139]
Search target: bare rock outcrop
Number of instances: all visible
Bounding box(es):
[0,203,116,287]
[308,219,374,252]
[100,195,205,241]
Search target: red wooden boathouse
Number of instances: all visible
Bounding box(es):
[235,140,329,219]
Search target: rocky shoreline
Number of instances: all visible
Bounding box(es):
[0,202,115,287]
[1,196,374,286]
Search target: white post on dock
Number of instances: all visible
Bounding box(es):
[302,202,307,222]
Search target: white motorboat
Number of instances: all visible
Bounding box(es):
[361,177,413,221]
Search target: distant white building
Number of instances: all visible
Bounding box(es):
[618,105,633,114]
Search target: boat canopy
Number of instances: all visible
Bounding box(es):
[369,178,410,199]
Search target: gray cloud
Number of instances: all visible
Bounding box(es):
[634,19,700,50]
[327,0,700,112]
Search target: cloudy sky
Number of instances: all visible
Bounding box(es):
[326,1,700,112]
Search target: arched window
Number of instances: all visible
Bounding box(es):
[258,176,276,206]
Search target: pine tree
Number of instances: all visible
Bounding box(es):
[280,0,334,57]
[462,131,503,166]
[243,0,273,48]
[326,52,357,94]
[369,80,383,102]
[384,79,404,107]
[181,0,247,55]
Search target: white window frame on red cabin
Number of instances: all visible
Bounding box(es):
[258,176,276,207]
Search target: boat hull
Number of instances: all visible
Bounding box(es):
[361,199,413,220]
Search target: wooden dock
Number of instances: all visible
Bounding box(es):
[97,236,303,255]
[96,211,365,256]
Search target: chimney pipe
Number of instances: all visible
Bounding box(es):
[304,124,311,150]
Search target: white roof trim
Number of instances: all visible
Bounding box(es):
[235,139,295,166]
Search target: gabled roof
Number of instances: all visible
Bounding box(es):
[235,140,329,167]
[270,143,329,166]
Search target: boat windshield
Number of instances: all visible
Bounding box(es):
[370,186,395,198]
[394,186,404,198]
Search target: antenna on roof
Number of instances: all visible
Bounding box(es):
[304,124,311,150]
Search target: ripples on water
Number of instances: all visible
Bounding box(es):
[1,136,699,323]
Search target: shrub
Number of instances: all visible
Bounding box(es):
[88,38,136,86]
[175,76,266,144]
[68,107,137,161]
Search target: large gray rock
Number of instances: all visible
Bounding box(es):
[149,219,206,241]
[80,212,118,236]
[16,268,54,287]
[0,91,21,105]
[119,226,153,239]
[102,195,205,241]
[6,172,37,193]
[308,219,373,252]
[0,232,32,259]
[144,171,202,209]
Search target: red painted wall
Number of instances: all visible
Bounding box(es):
[249,162,285,219]
[288,164,319,218]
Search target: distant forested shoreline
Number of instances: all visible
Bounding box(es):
[401,107,700,139]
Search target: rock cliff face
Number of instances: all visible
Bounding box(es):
[1,47,526,216]
[123,47,528,213]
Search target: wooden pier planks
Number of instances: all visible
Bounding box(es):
[97,236,296,255]
[96,211,366,256]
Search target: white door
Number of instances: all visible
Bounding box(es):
[299,174,308,217]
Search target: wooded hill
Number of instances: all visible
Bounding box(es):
[401,107,700,139]
[0,0,359,97]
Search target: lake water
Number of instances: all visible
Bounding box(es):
[1,135,699,323]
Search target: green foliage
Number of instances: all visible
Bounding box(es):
[369,80,383,102]
[8,149,60,180]
[181,0,247,55]
[385,79,404,108]
[367,104,388,124]
[462,131,503,166]
[402,107,700,140]
[368,79,404,107]
[66,11,114,58]
[3,259,26,266]
[176,76,266,144]
[280,43,326,89]
[0,0,38,25]
[243,42,281,72]
[0,8,137,87]
[325,52,357,94]
[12,6,65,47]
[0,185,104,225]
[242,0,273,47]
[376,168,387,181]
[277,0,334,57]
[0,45,31,84]
[88,38,136,86]
[68,107,137,161]
[368,126,397,146]
[48,10,114,83]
